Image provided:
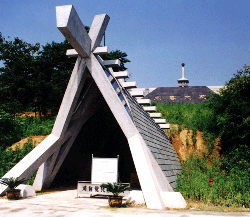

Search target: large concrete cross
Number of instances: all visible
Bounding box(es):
[56,5,109,58]
[0,5,186,210]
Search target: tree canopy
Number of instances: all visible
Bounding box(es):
[0,34,40,115]
[208,65,250,172]
[0,34,75,116]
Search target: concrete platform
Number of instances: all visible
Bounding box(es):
[0,190,249,217]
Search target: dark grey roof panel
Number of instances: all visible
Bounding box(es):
[144,86,213,104]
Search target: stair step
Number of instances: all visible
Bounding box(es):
[137,99,151,105]
[143,106,157,112]
[121,81,137,89]
[66,49,78,57]
[103,59,121,67]
[154,119,166,124]
[113,71,129,79]
[149,113,162,118]
[93,46,110,55]
[159,124,171,129]
[129,89,145,97]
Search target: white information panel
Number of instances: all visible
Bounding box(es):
[91,157,118,184]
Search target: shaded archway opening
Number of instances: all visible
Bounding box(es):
[51,102,139,189]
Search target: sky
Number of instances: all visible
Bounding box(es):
[1,0,249,88]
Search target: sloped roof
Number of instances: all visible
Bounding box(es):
[144,86,213,104]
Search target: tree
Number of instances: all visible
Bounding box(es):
[33,40,75,116]
[0,33,75,116]
[208,65,250,171]
[0,34,40,115]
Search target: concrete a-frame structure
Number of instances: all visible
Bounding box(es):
[0,5,186,209]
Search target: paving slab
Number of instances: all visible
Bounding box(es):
[0,190,249,217]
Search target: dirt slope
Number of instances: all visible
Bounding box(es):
[9,135,48,150]
[166,125,221,164]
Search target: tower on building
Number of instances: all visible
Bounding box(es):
[177,63,189,87]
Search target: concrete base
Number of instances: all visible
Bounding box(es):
[126,190,145,205]
[160,192,187,208]
[126,191,186,209]
[18,184,36,198]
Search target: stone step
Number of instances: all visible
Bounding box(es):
[154,119,166,124]
[103,59,121,67]
[121,81,137,89]
[129,89,145,97]
[66,49,78,57]
[93,46,110,55]
[143,106,157,112]
[159,124,171,129]
[66,47,111,57]
[137,99,151,105]
[149,113,162,118]
[113,71,129,79]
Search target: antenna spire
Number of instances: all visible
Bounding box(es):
[177,63,189,87]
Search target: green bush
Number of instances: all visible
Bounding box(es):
[208,65,250,156]
[0,114,54,181]
[16,116,55,138]
[0,111,22,149]
[0,139,35,178]
[0,113,55,150]
[176,153,250,207]
[154,102,218,154]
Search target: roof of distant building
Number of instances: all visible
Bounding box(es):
[143,86,222,104]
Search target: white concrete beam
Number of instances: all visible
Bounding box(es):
[56,5,91,58]
[129,89,145,97]
[66,49,78,57]
[143,106,157,112]
[137,99,151,105]
[159,124,171,129]
[121,81,137,88]
[52,56,87,138]
[149,113,162,118]
[103,59,121,67]
[93,46,110,55]
[67,47,111,57]
[154,119,166,124]
[89,14,110,50]
[113,71,129,79]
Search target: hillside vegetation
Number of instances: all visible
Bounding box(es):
[0,113,55,179]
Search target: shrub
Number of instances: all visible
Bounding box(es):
[176,153,250,207]
[154,102,218,155]
[16,116,55,138]
[0,111,21,149]
[0,139,35,178]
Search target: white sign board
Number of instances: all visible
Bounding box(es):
[77,182,130,197]
[91,157,118,184]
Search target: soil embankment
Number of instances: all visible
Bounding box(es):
[9,135,48,150]
[167,125,221,164]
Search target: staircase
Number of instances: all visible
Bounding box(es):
[67,47,170,130]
